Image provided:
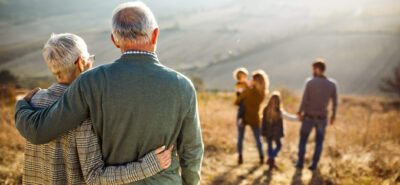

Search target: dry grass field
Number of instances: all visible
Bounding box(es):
[0,91,400,184]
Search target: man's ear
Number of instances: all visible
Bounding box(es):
[151,28,159,45]
[76,58,85,73]
[111,34,120,48]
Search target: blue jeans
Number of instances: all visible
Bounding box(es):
[237,124,264,157]
[297,117,327,167]
[266,138,282,158]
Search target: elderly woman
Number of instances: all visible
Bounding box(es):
[234,70,270,165]
[22,33,172,185]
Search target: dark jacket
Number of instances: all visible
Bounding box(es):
[261,109,284,139]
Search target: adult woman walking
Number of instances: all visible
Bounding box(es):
[234,70,269,165]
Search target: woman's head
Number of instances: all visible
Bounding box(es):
[42,33,94,84]
[265,91,282,122]
[250,70,269,96]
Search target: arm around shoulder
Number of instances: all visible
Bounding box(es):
[14,77,89,144]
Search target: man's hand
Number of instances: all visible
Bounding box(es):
[154,145,174,170]
[330,118,335,125]
[24,88,41,102]
[297,113,304,121]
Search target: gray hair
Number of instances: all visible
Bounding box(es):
[42,33,89,77]
[111,1,158,44]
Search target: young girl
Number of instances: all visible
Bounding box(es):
[234,70,269,165]
[261,91,298,169]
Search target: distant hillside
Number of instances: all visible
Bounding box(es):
[0,0,399,95]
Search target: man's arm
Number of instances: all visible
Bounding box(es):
[76,120,171,185]
[177,90,204,185]
[15,77,89,144]
[298,81,310,115]
[331,83,338,121]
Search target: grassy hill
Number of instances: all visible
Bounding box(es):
[1,92,399,184]
[0,0,399,94]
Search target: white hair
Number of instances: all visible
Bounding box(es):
[42,33,89,77]
[111,1,158,44]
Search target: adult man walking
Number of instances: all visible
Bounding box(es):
[15,2,203,185]
[295,60,338,170]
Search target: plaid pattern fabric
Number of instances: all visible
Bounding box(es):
[23,83,162,185]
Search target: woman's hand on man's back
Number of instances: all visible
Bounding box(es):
[154,145,174,170]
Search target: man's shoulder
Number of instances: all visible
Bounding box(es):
[81,63,113,78]
[327,77,337,86]
[75,63,115,86]
[304,77,314,86]
[306,77,336,85]
[158,64,195,92]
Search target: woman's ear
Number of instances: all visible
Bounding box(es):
[75,57,85,73]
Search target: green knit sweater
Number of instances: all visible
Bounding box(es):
[15,53,204,185]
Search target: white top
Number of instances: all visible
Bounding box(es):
[282,110,299,121]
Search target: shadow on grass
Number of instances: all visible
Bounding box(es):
[309,169,335,185]
[291,168,334,185]
[251,169,273,185]
[308,169,323,185]
[291,168,303,185]
[210,164,262,185]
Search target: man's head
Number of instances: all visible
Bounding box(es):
[233,67,249,83]
[312,59,326,77]
[111,1,159,53]
[43,33,93,84]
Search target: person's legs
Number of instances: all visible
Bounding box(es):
[310,118,328,169]
[273,138,282,158]
[251,126,264,158]
[296,118,314,167]
[251,126,264,164]
[266,138,273,158]
[237,124,246,156]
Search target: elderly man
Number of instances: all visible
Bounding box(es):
[15,2,203,185]
[296,60,338,170]
[22,33,172,185]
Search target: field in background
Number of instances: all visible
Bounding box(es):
[0,91,399,184]
[1,0,399,94]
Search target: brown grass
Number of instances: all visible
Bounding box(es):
[1,91,400,184]
[198,92,400,185]
[0,104,24,185]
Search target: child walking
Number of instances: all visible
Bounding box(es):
[233,67,249,126]
[261,91,298,170]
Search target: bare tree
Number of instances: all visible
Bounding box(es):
[380,65,400,97]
